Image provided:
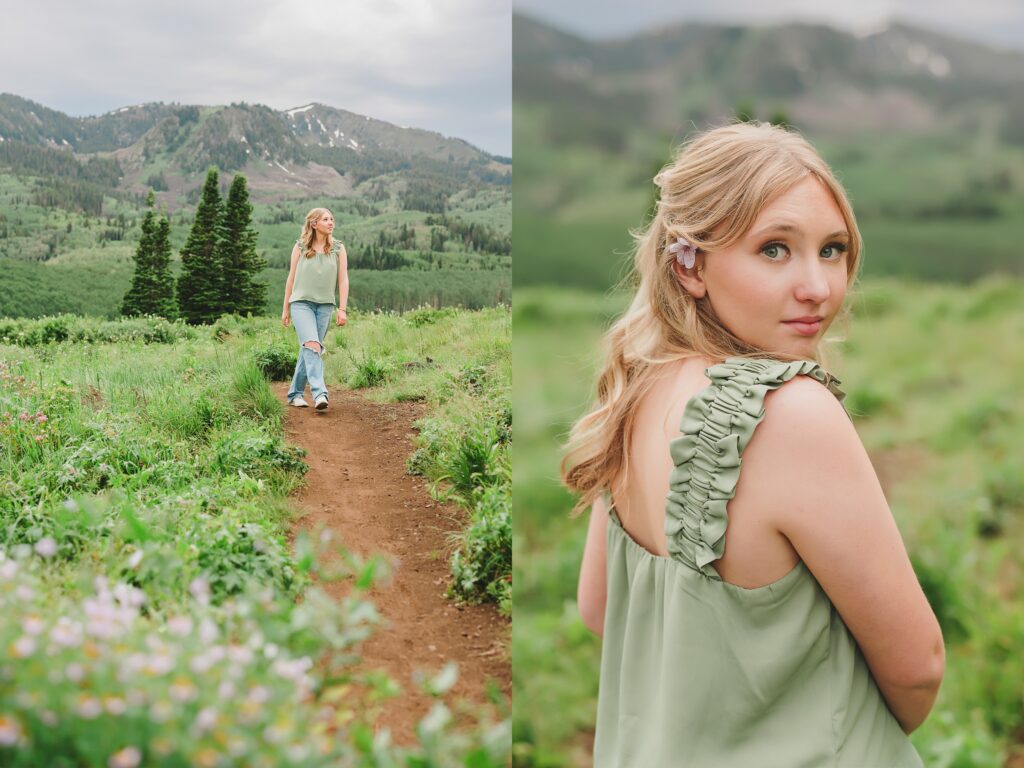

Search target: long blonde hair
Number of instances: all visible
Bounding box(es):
[560,121,863,517]
[299,207,334,259]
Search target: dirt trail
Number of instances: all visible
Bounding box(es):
[273,382,510,744]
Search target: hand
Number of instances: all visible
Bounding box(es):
[336,308,347,327]
[281,309,290,327]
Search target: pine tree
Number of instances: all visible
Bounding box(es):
[121,191,176,319]
[216,174,267,316]
[176,167,224,324]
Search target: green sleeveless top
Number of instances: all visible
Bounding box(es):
[289,239,341,306]
[594,357,923,768]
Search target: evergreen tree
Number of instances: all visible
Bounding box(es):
[121,191,176,319]
[176,167,224,324]
[216,174,267,316]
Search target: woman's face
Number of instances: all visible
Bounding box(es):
[312,212,335,234]
[689,176,851,359]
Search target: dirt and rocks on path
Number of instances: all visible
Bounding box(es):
[273,382,510,745]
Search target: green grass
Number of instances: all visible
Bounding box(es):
[512,278,1024,767]
[0,306,512,763]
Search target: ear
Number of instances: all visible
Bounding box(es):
[671,253,707,298]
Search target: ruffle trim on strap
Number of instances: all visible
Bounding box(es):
[664,357,847,578]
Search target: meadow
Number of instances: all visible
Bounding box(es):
[0,304,511,765]
[511,279,1024,767]
[0,175,511,318]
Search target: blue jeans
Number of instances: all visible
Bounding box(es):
[286,300,334,402]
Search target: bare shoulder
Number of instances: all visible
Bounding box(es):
[741,372,866,519]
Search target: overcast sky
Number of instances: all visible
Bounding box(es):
[0,0,511,156]
[513,0,1024,52]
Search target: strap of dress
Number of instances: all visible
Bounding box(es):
[664,356,848,578]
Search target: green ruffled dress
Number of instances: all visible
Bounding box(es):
[593,357,923,768]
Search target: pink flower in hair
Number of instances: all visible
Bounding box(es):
[668,237,697,269]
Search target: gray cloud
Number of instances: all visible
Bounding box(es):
[512,0,1024,52]
[1,0,511,155]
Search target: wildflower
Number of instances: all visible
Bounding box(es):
[169,677,197,703]
[0,714,24,746]
[195,707,218,731]
[103,696,127,715]
[34,434,45,443]
[21,613,44,635]
[167,615,193,637]
[108,746,142,768]
[218,681,235,700]
[189,577,211,605]
[18,411,29,422]
[76,695,103,719]
[36,413,47,423]
[65,662,86,682]
[149,700,174,723]
[51,618,84,648]
[10,636,36,658]
[127,549,144,569]
[34,537,58,558]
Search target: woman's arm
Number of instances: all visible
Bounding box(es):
[283,245,301,312]
[578,494,609,636]
[745,377,945,734]
[337,243,349,311]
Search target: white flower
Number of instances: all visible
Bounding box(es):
[11,636,36,658]
[22,614,45,635]
[76,695,102,719]
[195,707,218,731]
[167,616,193,637]
[217,681,235,700]
[128,549,144,569]
[65,663,85,682]
[108,746,142,768]
[263,643,279,659]
[169,678,197,703]
[189,577,211,605]
[104,696,127,715]
[34,537,58,558]
[0,714,23,746]
[0,560,17,580]
[198,618,218,644]
[51,618,83,647]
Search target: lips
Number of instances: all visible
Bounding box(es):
[783,316,823,336]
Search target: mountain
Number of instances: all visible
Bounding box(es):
[514,13,1024,147]
[0,94,510,209]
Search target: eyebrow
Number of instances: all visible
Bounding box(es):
[749,222,850,240]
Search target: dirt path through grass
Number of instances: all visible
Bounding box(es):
[273,382,510,744]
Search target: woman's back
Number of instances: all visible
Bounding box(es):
[593,356,923,767]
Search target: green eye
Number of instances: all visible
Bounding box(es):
[821,243,848,259]
[761,243,787,260]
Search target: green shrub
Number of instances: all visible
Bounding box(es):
[251,344,296,381]
[349,350,391,388]
[448,483,512,615]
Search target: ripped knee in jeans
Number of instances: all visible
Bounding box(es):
[302,341,322,355]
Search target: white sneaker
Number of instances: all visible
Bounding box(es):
[314,394,329,410]
[289,396,309,408]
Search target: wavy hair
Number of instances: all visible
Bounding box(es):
[560,121,863,517]
[299,207,334,259]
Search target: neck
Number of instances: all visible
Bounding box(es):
[313,232,328,249]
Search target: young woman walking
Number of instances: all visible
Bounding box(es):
[282,207,349,410]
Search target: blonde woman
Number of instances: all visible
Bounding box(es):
[564,122,943,767]
[282,208,349,410]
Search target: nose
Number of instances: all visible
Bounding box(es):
[793,257,831,304]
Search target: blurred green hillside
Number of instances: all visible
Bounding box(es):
[513,14,1024,289]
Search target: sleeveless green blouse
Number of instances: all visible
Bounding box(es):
[289,239,341,306]
[594,357,923,767]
